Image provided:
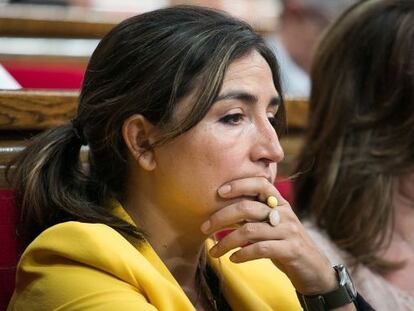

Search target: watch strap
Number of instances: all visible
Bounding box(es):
[296,264,356,311]
[296,285,354,311]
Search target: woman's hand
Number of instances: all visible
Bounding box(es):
[200,177,338,296]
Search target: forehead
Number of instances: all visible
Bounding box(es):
[172,50,278,122]
[220,50,278,95]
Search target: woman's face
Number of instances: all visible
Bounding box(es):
[152,50,284,218]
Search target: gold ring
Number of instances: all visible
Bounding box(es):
[266,195,278,209]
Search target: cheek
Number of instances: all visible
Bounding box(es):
[203,127,249,175]
[155,124,257,213]
[186,125,253,201]
[206,148,245,181]
[172,139,244,214]
[157,128,244,190]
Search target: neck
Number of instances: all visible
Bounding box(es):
[123,189,208,292]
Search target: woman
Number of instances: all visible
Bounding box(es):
[8,6,370,311]
[294,1,414,310]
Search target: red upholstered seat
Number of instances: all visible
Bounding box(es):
[0,189,19,310]
[4,63,85,90]
[275,179,293,206]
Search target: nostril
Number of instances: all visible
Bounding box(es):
[259,158,273,166]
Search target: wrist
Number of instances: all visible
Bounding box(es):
[313,266,339,295]
[296,264,358,311]
[300,264,338,296]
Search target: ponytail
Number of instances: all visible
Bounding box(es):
[7,122,143,247]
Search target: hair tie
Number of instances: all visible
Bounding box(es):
[71,118,87,146]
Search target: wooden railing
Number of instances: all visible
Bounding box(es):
[0,90,308,187]
[0,5,118,38]
[0,90,78,130]
[0,4,275,39]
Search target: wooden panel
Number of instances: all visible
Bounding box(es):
[0,140,88,188]
[278,98,308,177]
[284,97,308,129]
[0,5,117,38]
[0,4,275,39]
[0,55,89,67]
[0,169,11,189]
[0,140,27,164]
[0,17,113,39]
[279,132,305,178]
[0,139,28,188]
[0,90,78,130]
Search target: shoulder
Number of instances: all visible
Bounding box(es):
[20,221,142,273]
[24,221,137,256]
[10,222,156,310]
[19,221,149,283]
[27,220,129,245]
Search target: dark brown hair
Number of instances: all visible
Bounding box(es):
[8,5,285,248]
[294,0,414,272]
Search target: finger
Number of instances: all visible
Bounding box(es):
[201,200,271,235]
[229,239,339,295]
[275,204,301,225]
[209,222,282,258]
[228,240,297,263]
[211,211,305,258]
[218,177,288,205]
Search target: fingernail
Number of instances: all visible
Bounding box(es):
[209,246,218,257]
[218,184,231,196]
[229,254,240,263]
[201,220,211,234]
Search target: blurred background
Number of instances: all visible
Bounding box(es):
[0,0,282,90]
[1,0,357,92]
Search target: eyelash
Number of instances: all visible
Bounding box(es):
[219,113,278,128]
[219,113,244,125]
[268,116,277,128]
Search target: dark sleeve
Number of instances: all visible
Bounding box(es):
[354,293,376,311]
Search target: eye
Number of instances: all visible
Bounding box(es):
[268,116,277,128]
[219,113,244,125]
[268,114,284,136]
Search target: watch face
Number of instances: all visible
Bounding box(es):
[345,275,357,298]
[338,265,358,298]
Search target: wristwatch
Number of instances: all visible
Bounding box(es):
[296,264,358,311]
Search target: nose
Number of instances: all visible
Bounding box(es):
[250,118,284,165]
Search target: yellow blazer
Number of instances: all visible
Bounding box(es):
[8,203,301,310]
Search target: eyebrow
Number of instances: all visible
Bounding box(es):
[214,91,281,107]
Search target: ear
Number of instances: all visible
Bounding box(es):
[122,114,158,171]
